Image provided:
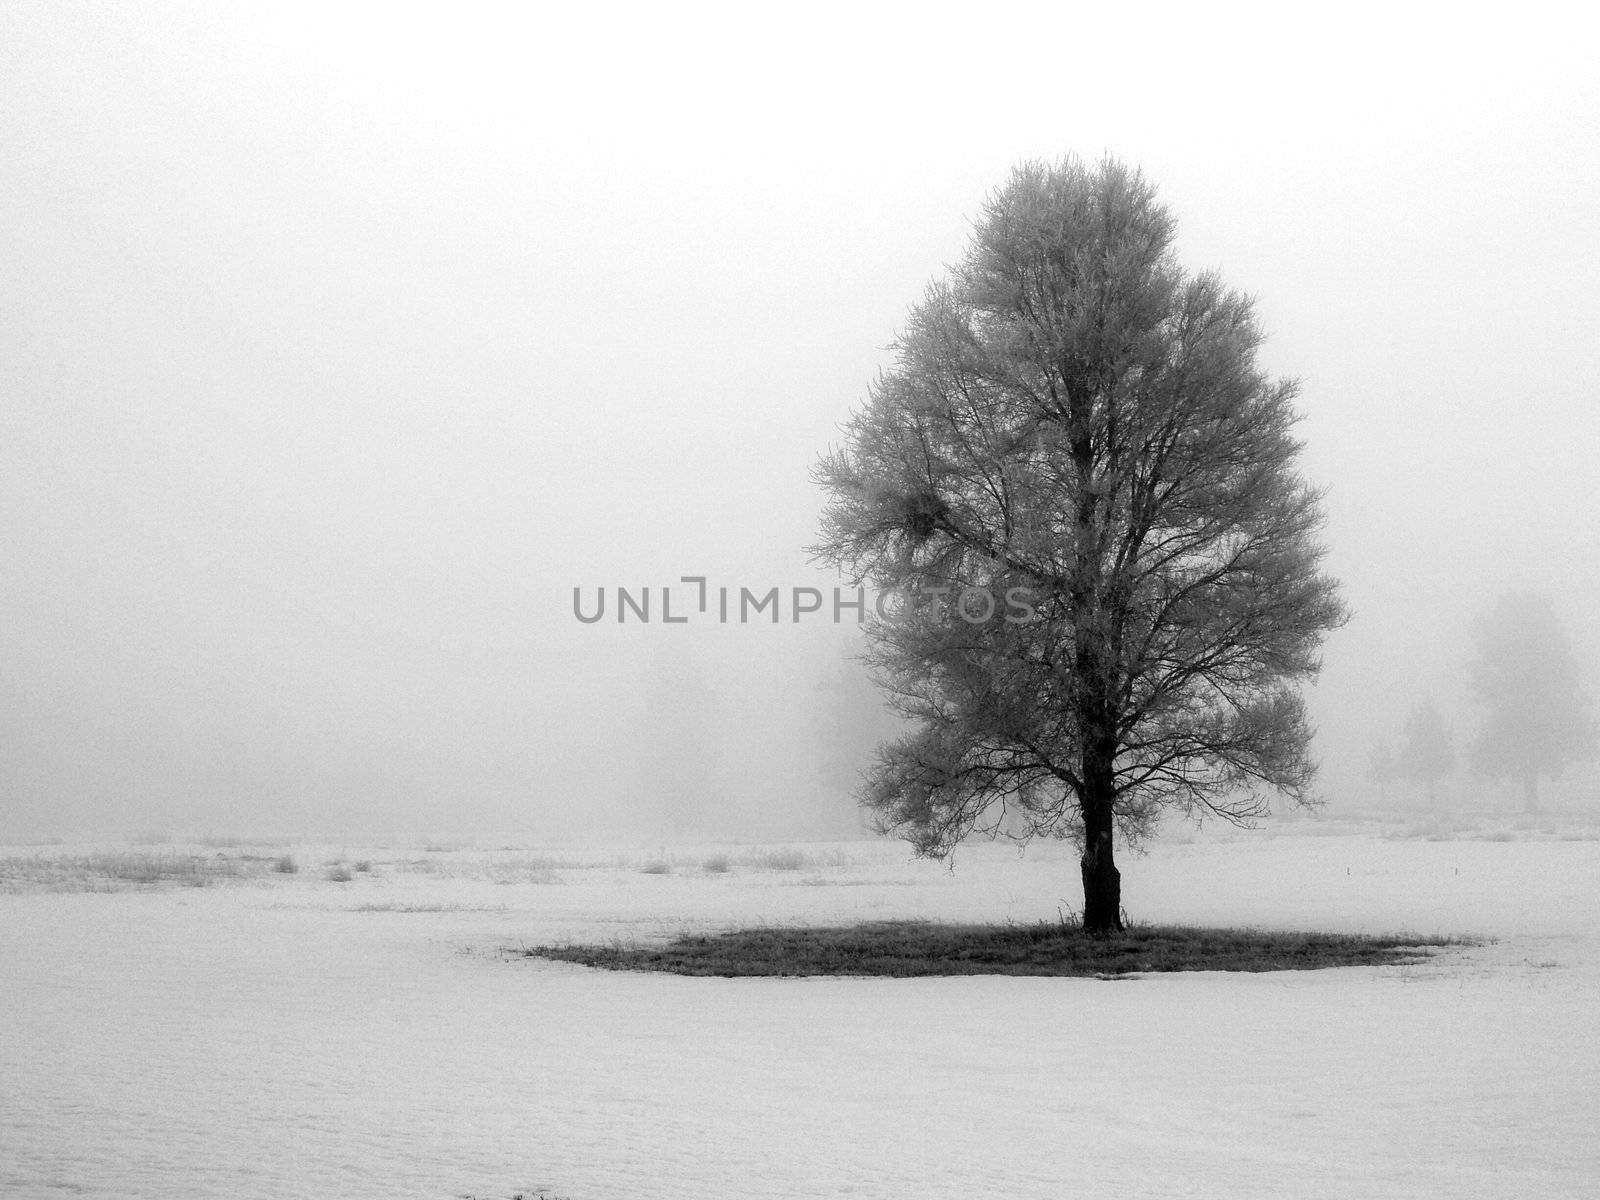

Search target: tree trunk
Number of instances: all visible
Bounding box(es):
[1081,827,1122,934]
[1080,768,1123,933]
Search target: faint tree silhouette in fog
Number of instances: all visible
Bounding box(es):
[638,639,725,837]
[812,642,902,837]
[1366,739,1397,804]
[1393,696,1455,807]
[813,156,1347,932]
[1467,592,1597,813]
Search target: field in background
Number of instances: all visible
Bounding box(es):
[3,814,1599,1199]
[7,803,1600,894]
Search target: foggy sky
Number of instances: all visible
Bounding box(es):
[4,2,1598,840]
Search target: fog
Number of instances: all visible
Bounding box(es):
[3,2,1597,841]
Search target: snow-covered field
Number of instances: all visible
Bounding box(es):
[3,816,1599,1199]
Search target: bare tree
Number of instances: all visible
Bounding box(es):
[813,157,1346,931]
[1467,592,1597,813]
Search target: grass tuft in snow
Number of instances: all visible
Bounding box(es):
[745,847,807,871]
[349,902,509,913]
[525,920,1469,978]
[0,851,252,891]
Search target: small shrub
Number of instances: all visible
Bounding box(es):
[702,854,730,874]
[325,865,353,882]
[273,854,298,874]
[352,860,373,872]
[638,861,672,875]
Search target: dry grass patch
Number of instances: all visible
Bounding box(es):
[350,901,510,913]
[0,851,261,892]
[525,919,1468,978]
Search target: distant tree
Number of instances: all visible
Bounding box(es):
[813,156,1346,932]
[812,641,901,837]
[1467,592,1597,813]
[1393,696,1455,807]
[1366,739,1397,801]
[637,639,725,837]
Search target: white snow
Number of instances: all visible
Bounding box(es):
[3,820,1599,1199]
